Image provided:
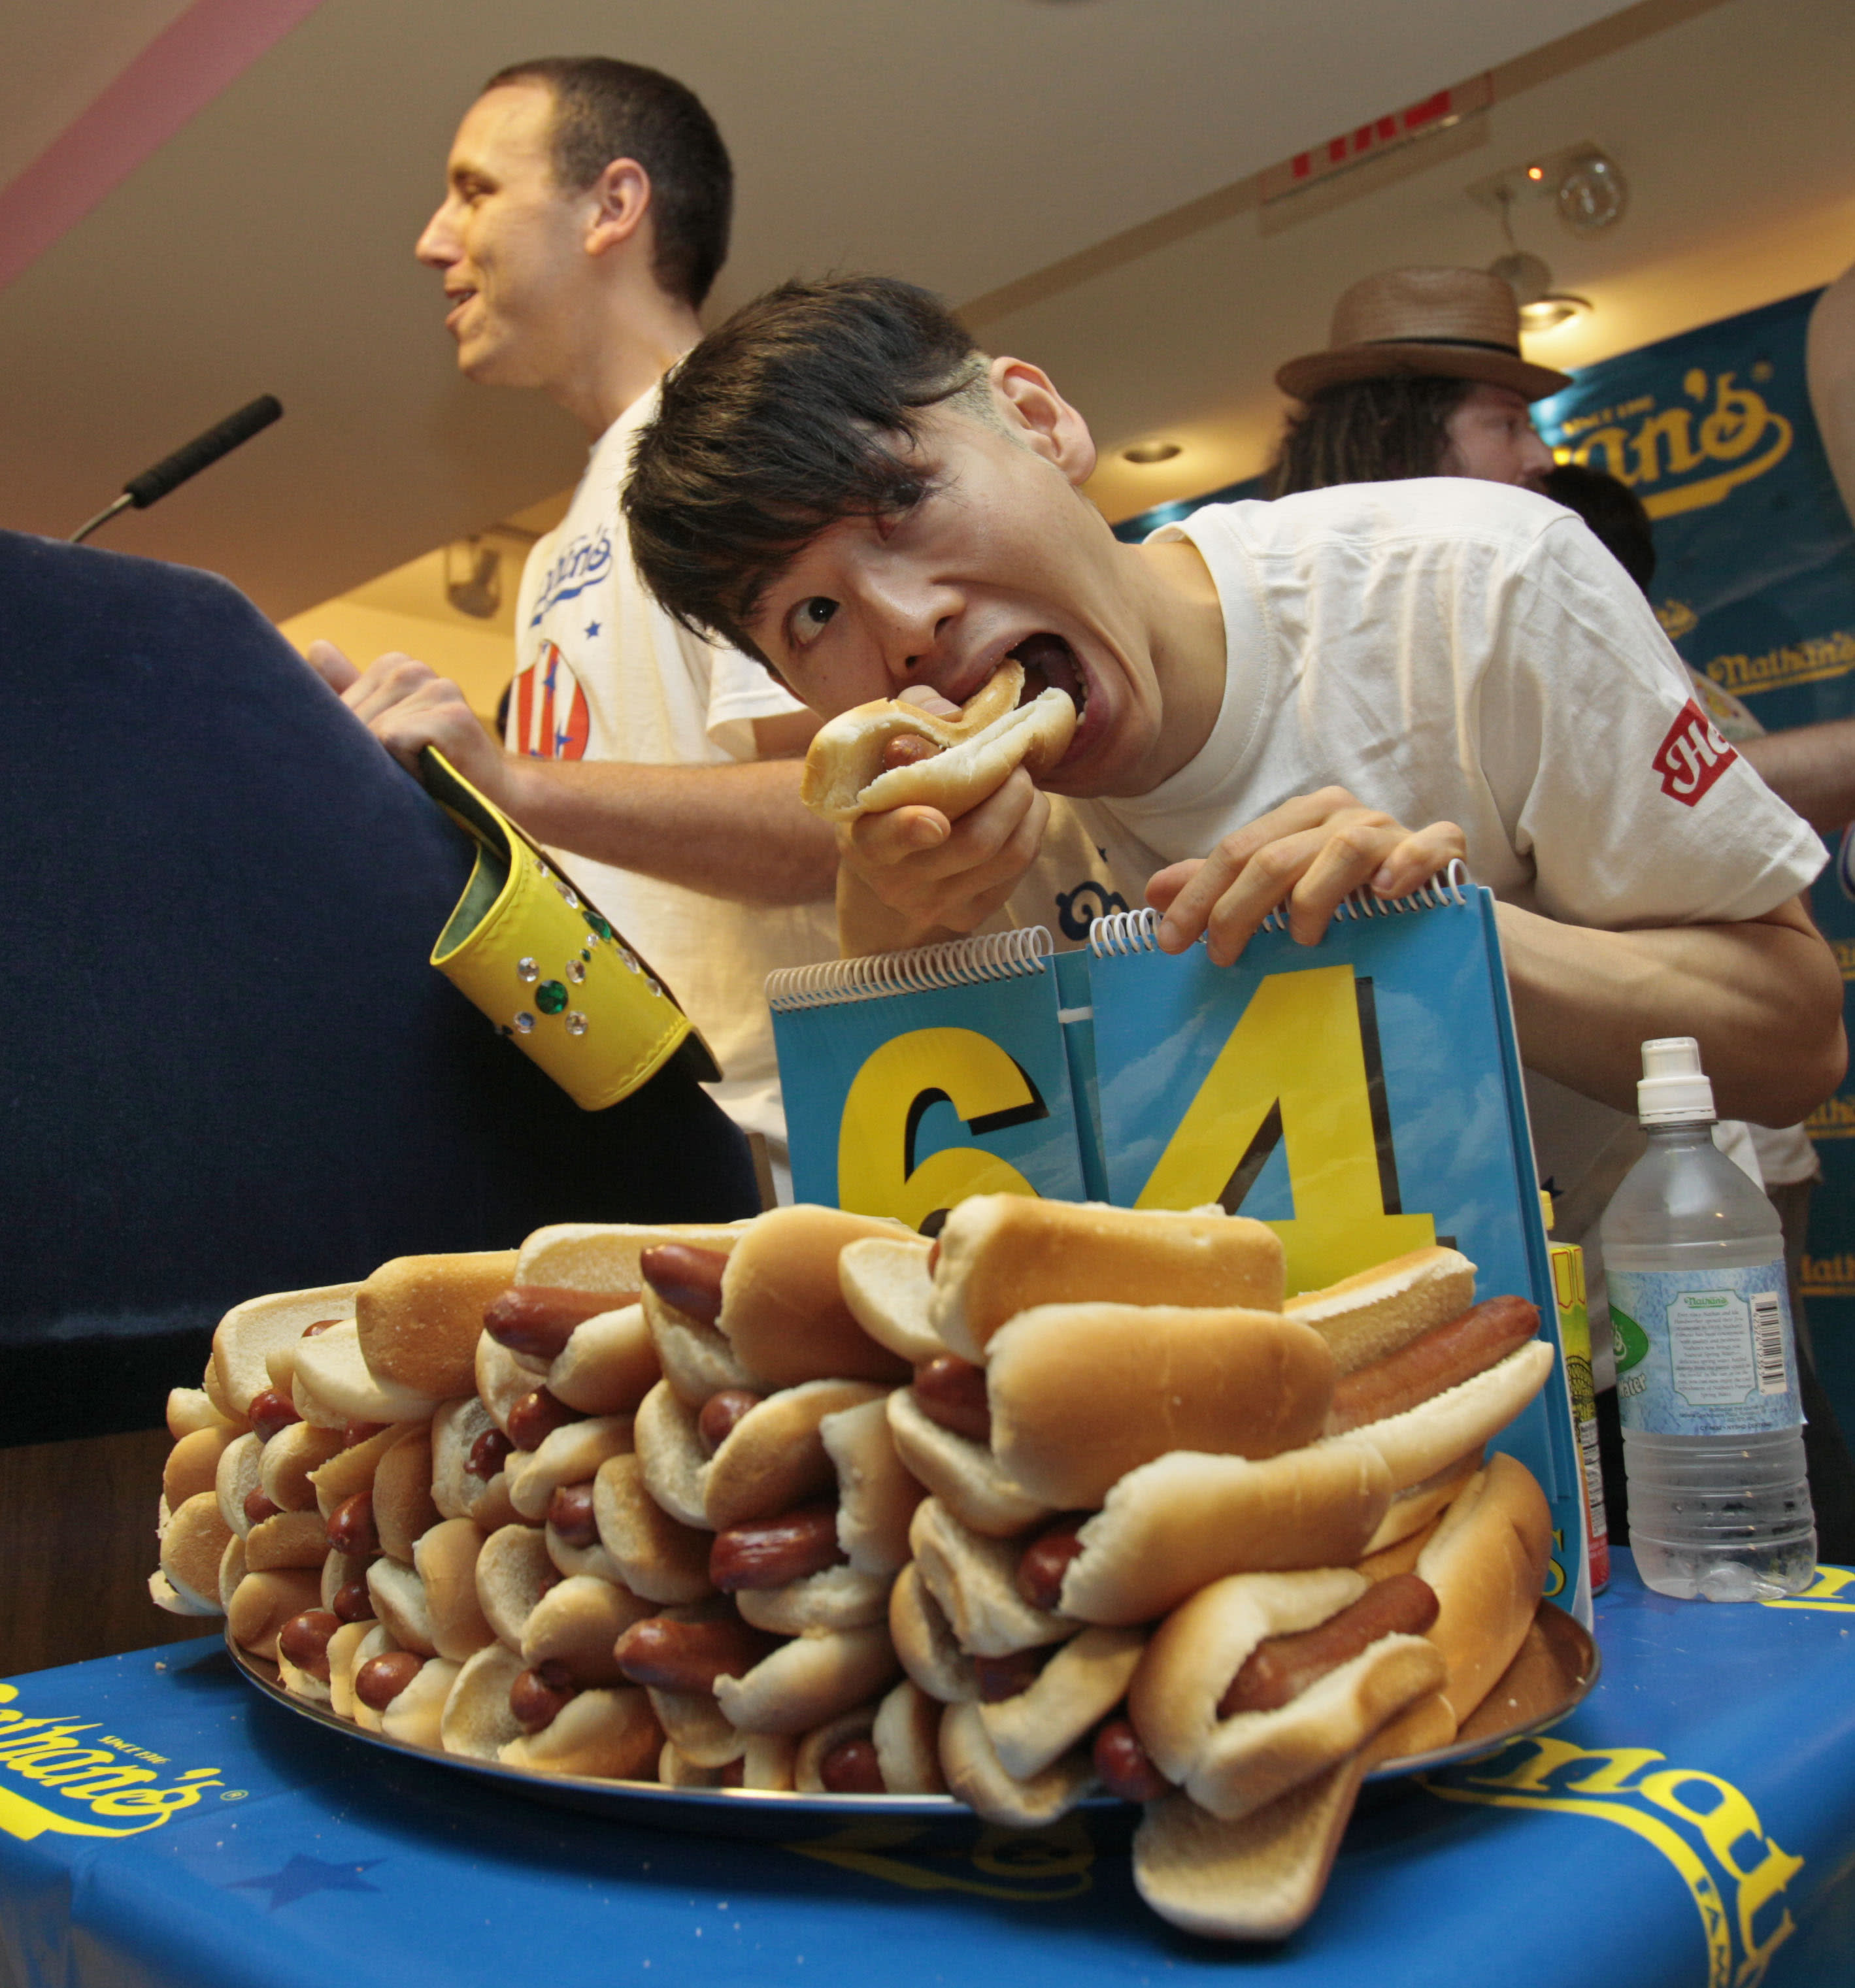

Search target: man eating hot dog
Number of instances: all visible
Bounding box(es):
[620,273,1844,1150]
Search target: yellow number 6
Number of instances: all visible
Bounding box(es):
[838,1028,1043,1230]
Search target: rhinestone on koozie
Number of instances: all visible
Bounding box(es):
[517,957,539,983]
[620,948,641,974]
[587,912,613,940]
[566,959,586,984]
[513,1012,535,1034]
[565,1011,589,1036]
[535,980,569,1015]
[556,884,580,909]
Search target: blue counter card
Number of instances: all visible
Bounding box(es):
[771,935,1088,1223]
[1086,884,1587,1618]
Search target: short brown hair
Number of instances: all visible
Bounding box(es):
[625,276,987,659]
[482,56,731,308]
[1268,374,1472,497]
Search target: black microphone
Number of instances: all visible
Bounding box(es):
[69,395,284,544]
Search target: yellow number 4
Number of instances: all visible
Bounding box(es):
[1137,964,1435,1291]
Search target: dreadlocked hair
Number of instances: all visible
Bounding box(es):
[1268,374,1474,496]
[624,275,989,661]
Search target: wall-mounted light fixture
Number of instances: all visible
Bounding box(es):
[1122,439,1182,465]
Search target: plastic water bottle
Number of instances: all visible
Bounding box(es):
[1600,1038,1816,1600]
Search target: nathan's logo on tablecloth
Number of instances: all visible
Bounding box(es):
[1554,365,1793,521]
[786,1816,1094,1900]
[0,1682,236,1841]
[1652,701,1736,807]
[1426,1736,1804,1988]
[1803,1249,1855,1295]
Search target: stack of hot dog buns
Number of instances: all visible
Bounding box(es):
[151,1195,1560,1940]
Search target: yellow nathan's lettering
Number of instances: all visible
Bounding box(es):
[1631,407,1701,482]
[1462,1736,1664,1795]
[1135,965,1433,1289]
[837,1029,1039,1229]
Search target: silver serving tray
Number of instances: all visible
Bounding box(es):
[225,1602,1597,1842]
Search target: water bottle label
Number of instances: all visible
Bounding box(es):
[1609,1261,1801,1435]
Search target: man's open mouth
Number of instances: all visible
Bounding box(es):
[1010,633,1088,716]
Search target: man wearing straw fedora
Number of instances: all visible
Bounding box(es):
[1269,266,1562,495]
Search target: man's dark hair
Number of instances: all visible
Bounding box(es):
[482,56,731,308]
[1267,374,1473,496]
[1540,461,1657,595]
[625,275,989,659]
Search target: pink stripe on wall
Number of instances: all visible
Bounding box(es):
[0,0,328,295]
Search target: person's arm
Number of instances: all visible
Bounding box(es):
[1496,894,1845,1125]
[1739,720,1855,834]
[305,642,837,907]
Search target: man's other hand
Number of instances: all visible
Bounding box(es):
[302,639,509,804]
[1146,786,1466,966]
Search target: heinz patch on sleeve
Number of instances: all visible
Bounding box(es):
[1654,699,1737,806]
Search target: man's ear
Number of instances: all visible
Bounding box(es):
[990,356,1098,488]
[585,158,651,257]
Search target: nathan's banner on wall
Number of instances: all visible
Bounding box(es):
[1533,289,1855,734]
[1537,287,1855,1419]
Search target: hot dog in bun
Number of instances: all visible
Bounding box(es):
[800,661,1076,824]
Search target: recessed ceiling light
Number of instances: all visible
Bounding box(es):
[1122,439,1182,465]
[1518,293,1592,333]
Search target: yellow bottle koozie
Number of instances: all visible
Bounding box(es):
[423,748,718,1110]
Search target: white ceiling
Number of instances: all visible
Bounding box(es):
[0,0,1636,618]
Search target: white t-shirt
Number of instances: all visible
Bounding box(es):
[508,384,839,1169]
[1060,480,1826,1230]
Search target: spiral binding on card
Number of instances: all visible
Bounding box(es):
[765,926,1055,1011]
[1087,859,1471,957]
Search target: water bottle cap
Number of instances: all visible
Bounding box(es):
[1638,1035,1715,1123]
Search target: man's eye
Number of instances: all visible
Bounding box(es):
[793,598,837,642]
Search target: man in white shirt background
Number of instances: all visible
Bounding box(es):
[306,57,839,1191]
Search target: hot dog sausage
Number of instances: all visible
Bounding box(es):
[709,1506,845,1591]
[910,1356,991,1443]
[354,1651,424,1711]
[484,1286,632,1363]
[467,1428,514,1480]
[278,1610,341,1682]
[507,1387,584,1452]
[820,1737,886,1792]
[698,1390,764,1455]
[248,1389,301,1444]
[613,1615,781,1693]
[639,1245,729,1327]
[327,1491,378,1556]
[973,1649,1048,1703]
[880,734,941,773]
[341,1419,386,1448]
[1326,1297,1539,1436]
[510,1660,578,1732]
[244,1487,282,1526]
[332,1580,375,1624]
[1216,1572,1439,1717]
[1093,1717,1175,1802]
[1016,1515,1091,1610]
[548,1482,599,1549]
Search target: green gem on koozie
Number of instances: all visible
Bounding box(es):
[586,912,613,940]
[535,980,569,1015]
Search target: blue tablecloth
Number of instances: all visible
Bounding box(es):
[3,1553,1853,1988]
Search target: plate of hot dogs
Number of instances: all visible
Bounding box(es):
[154,1196,1596,1940]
